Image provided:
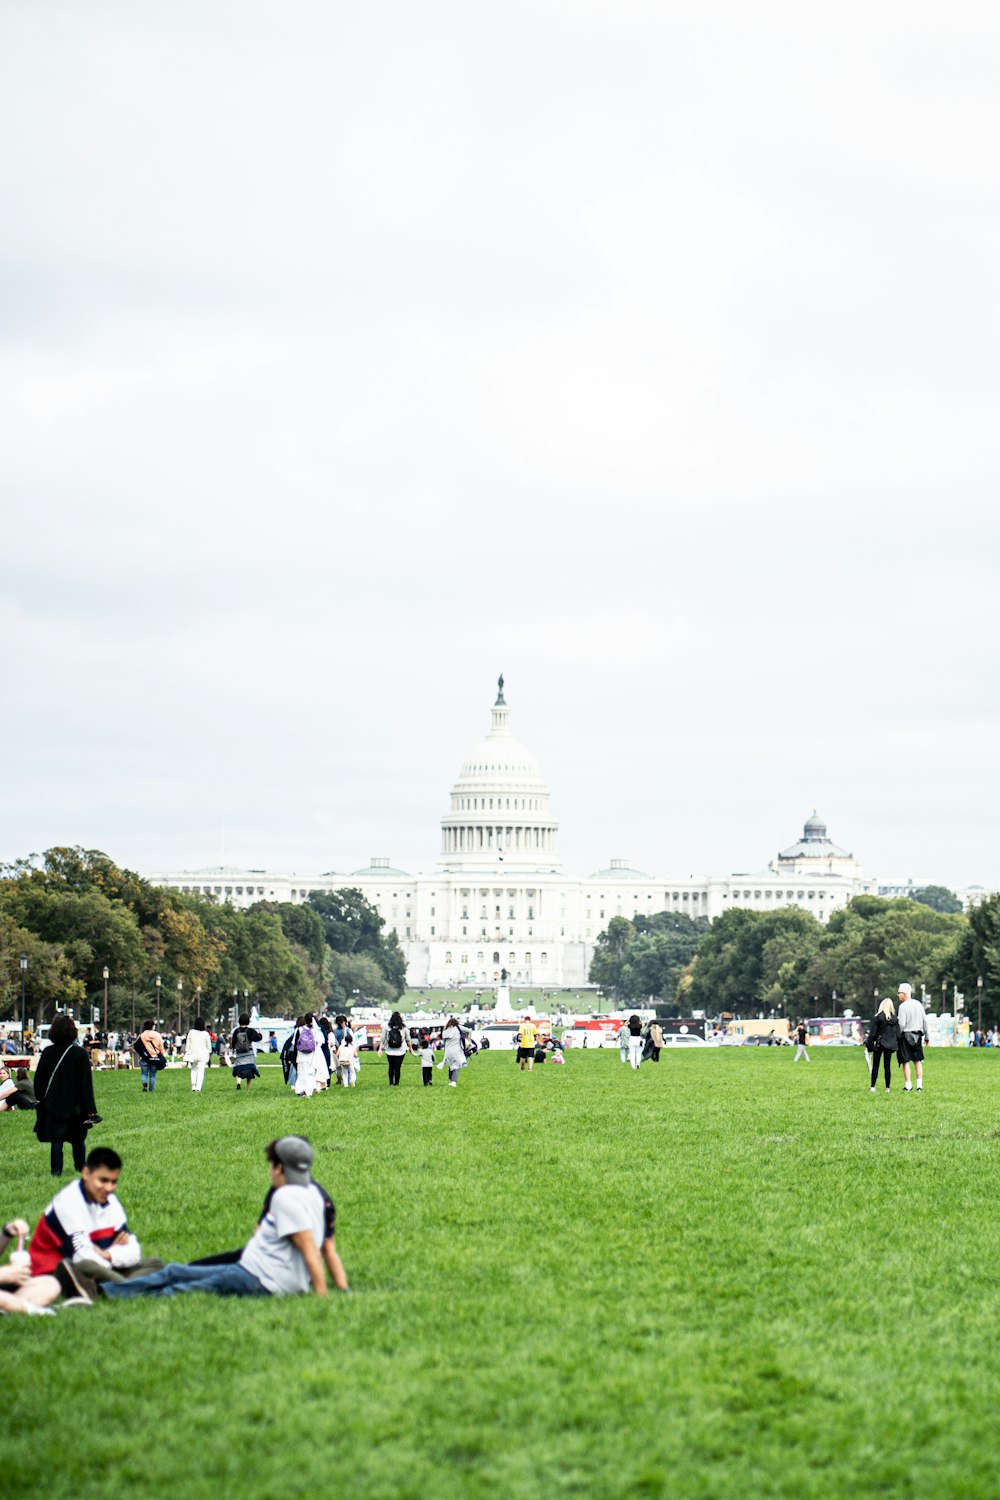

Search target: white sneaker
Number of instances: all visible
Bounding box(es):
[448,1081,457,1087]
[870,1086,876,1093]
[916,1084,923,1091]
[904,1083,912,1092]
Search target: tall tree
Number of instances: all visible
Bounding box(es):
[588,916,635,1002]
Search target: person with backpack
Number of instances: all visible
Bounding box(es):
[134,1019,166,1093]
[291,1013,322,1097]
[381,1011,411,1086]
[865,998,900,1093]
[230,1014,263,1092]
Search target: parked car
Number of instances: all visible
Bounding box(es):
[658,1034,710,1048]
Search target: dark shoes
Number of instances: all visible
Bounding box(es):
[54,1260,101,1305]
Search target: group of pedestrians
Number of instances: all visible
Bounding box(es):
[865,982,929,1094]
[617,1015,665,1070]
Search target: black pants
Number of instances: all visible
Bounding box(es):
[422,1066,432,1086]
[387,1054,404,1086]
[50,1121,88,1175]
[870,1047,892,1088]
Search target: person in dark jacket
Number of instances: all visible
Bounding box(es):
[865,999,899,1094]
[33,1015,100,1175]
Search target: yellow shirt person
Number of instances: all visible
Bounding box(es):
[518,1017,538,1071]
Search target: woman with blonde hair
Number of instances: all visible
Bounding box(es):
[865,998,900,1093]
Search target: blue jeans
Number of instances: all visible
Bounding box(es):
[139,1057,158,1091]
[102,1262,267,1299]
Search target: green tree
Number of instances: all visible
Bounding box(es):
[952,894,1000,1027]
[307,889,405,999]
[0,916,85,1022]
[588,916,635,1002]
[620,918,708,1005]
[327,951,398,1007]
[910,885,963,915]
[684,908,766,1014]
[809,896,964,1015]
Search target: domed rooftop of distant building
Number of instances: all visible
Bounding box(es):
[453,675,548,791]
[591,859,652,880]
[439,676,560,872]
[778,811,852,862]
[351,857,410,878]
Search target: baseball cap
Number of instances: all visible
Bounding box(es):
[272,1136,314,1185]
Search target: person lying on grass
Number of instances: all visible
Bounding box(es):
[59,1136,351,1303]
[28,1145,163,1283]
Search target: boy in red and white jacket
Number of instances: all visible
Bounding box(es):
[30,1146,145,1280]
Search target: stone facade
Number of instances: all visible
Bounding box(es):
[150,680,873,989]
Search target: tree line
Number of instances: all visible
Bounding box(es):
[589,891,1000,1023]
[0,847,406,1027]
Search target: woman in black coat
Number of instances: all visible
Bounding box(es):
[33,1014,100,1175]
[865,999,899,1094]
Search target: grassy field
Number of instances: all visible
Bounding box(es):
[398,986,596,1013]
[4,1047,999,1498]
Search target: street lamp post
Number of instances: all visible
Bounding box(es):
[177,979,183,1032]
[155,974,161,1025]
[977,975,983,1036]
[195,984,202,1021]
[102,965,110,1034]
[19,954,27,1043]
[243,988,249,1018]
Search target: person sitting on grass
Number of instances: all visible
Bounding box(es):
[59,1136,350,1303]
[29,1145,162,1283]
[0,1218,63,1315]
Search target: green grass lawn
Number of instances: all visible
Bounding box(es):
[4,1048,999,1498]
[398,986,596,1013]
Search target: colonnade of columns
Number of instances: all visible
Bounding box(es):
[441,824,558,855]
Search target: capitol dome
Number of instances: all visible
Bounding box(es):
[439,677,560,872]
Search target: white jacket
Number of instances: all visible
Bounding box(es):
[184,1030,214,1065]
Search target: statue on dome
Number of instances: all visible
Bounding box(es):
[496,674,506,705]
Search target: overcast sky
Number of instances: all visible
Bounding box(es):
[3,2,998,890]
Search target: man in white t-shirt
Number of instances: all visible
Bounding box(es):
[64,1137,350,1302]
[896,982,930,1093]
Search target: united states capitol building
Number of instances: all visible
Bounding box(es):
[151,679,874,989]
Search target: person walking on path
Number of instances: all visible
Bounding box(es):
[135,1020,166,1093]
[645,1019,664,1063]
[896,982,929,1092]
[32,1015,101,1177]
[617,1020,631,1065]
[865,999,900,1093]
[792,1021,811,1063]
[184,1018,213,1093]
[518,1015,538,1072]
[627,1014,644,1070]
[419,1036,435,1086]
[293,1014,320,1097]
[381,1011,412,1086]
[230,1014,262,1092]
[440,1017,467,1088]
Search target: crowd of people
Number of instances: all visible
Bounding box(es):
[281,1012,486,1094]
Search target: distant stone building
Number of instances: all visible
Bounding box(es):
[150,679,874,988]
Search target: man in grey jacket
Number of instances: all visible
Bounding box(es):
[896,982,929,1093]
